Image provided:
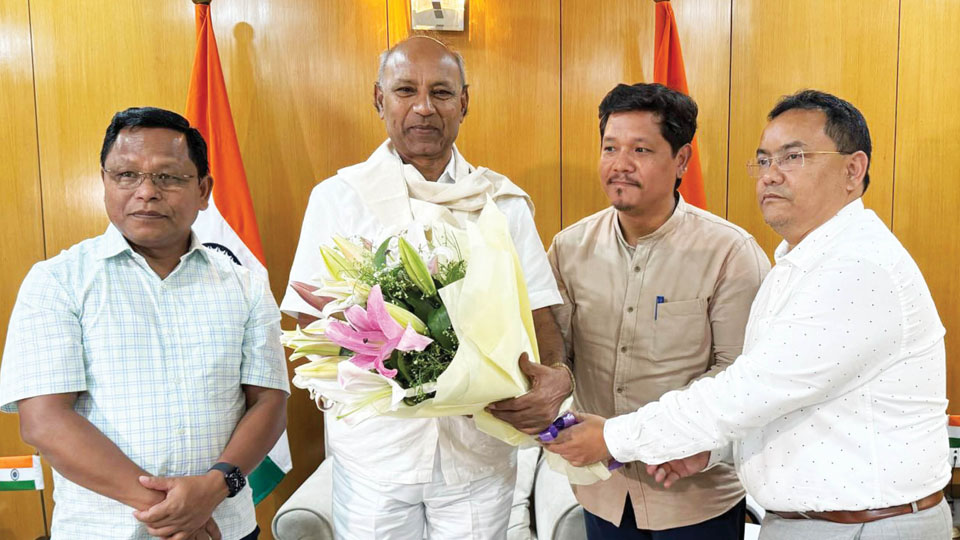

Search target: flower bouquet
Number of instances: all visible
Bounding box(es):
[283,201,610,484]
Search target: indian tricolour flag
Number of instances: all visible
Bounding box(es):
[186,2,292,504]
[0,456,44,491]
[949,415,960,449]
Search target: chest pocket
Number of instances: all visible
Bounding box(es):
[181,314,245,396]
[652,298,708,361]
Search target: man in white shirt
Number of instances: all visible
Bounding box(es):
[546,90,952,539]
[282,36,569,539]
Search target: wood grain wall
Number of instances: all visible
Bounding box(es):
[0,0,53,537]
[1,1,957,537]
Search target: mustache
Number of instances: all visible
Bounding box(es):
[760,188,791,200]
[606,175,640,186]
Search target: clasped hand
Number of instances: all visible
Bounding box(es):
[487,353,573,433]
[541,411,612,466]
[542,411,711,488]
[133,472,227,540]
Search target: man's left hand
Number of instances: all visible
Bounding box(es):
[133,472,228,538]
[542,412,612,466]
[487,353,572,433]
[645,451,711,488]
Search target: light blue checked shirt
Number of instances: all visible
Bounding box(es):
[0,225,290,540]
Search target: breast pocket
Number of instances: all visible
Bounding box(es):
[182,326,244,397]
[652,298,708,362]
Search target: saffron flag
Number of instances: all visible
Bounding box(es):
[186,2,292,504]
[0,455,44,491]
[653,0,707,210]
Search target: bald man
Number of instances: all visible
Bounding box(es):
[282,37,569,539]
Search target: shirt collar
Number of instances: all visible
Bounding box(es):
[774,198,865,269]
[388,141,463,184]
[613,193,687,249]
[97,223,209,264]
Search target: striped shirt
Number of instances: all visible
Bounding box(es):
[0,225,289,539]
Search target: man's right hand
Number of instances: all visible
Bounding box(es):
[134,472,228,539]
[645,450,710,488]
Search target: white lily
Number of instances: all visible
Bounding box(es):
[324,362,408,425]
[293,355,347,379]
[281,321,343,361]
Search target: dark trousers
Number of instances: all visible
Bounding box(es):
[239,526,260,540]
[584,496,746,540]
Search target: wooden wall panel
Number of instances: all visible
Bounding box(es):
[893,0,960,410]
[388,0,562,244]
[5,0,960,533]
[727,0,899,257]
[0,0,53,536]
[560,0,731,228]
[29,0,195,256]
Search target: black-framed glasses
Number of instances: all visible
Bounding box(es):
[746,150,849,178]
[101,168,197,191]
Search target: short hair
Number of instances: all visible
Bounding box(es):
[598,83,698,189]
[100,107,209,178]
[377,37,468,89]
[598,83,698,155]
[767,90,872,192]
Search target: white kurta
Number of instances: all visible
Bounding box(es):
[282,140,561,487]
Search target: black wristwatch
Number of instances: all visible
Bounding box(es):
[209,462,246,498]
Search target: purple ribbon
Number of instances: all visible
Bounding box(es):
[538,412,623,471]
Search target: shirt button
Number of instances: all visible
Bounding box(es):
[177,428,185,435]
[620,346,627,353]
[626,307,634,313]
[633,266,641,272]
[616,387,625,394]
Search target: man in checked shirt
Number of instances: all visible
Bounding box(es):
[0,107,289,540]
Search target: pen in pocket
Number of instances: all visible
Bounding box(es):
[655,296,665,320]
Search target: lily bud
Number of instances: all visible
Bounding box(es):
[398,237,436,296]
[383,302,428,334]
[320,246,356,280]
[332,235,366,263]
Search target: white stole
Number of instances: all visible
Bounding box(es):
[339,140,533,231]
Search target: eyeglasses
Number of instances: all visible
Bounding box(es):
[746,150,849,178]
[101,168,197,191]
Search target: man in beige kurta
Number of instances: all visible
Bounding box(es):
[548,83,769,538]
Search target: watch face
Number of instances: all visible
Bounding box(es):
[215,464,246,497]
[226,468,246,496]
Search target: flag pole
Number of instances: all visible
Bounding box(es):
[37,488,49,540]
[37,452,49,540]
[192,0,211,4]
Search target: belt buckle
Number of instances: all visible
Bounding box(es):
[797,511,814,520]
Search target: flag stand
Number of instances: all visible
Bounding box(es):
[36,486,49,540]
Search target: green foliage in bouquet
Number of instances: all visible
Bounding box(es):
[338,235,466,404]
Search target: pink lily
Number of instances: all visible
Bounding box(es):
[325,285,433,378]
